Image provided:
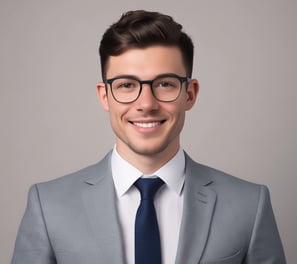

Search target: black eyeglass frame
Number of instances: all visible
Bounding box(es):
[104,73,191,104]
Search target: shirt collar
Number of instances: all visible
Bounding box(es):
[111,146,185,197]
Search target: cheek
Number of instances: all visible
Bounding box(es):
[108,109,122,136]
[170,98,188,116]
[108,103,129,123]
[167,104,187,127]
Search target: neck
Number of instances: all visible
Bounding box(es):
[116,144,180,174]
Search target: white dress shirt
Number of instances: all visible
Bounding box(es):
[111,147,185,264]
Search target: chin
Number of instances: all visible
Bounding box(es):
[129,144,169,157]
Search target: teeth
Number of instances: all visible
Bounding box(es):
[133,122,161,128]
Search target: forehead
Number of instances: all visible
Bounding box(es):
[105,46,186,79]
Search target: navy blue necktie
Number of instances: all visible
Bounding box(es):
[134,177,164,264]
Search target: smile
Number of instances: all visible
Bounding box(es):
[132,121,163,128]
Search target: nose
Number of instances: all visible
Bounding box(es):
[135,84,159,112]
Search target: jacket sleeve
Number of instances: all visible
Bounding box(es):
[244,185,286,263]
[11,185,56,264]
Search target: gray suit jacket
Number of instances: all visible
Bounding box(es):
[12,152,286,263]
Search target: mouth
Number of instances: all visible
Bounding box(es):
[129,120,166,128]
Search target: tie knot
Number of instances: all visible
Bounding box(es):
[134,178,164,200]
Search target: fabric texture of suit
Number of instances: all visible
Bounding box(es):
[12,152,286,263]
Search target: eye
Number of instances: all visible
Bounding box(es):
[118,83,134,89]
[113,79,138,90]
[154,78,179,89]
[158,81,172,87]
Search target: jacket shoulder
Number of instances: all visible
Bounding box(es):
[185,154,264,196]
[36,152,112,194]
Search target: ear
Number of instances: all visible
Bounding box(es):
[185,78,199,111]
[96,82,110,111]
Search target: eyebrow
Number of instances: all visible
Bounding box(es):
[106,73,184,80]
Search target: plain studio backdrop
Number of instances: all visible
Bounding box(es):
[1,0,296,263]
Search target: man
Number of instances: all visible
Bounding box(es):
[12,10,286,264]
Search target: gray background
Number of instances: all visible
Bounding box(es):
[1,0,296,263]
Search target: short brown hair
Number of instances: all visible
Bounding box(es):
[99,10,194,79]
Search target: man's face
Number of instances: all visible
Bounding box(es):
[97,46,198,164]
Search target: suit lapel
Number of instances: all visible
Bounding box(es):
[82,153,125,264]
[79,152,216,263]
[175,155,217,264]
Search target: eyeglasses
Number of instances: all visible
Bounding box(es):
[104,74,190,104]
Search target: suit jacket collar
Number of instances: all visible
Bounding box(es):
[84,151,113,185]
[175,153,217,264]
[82,152,216,264]
[82,152,125,263]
